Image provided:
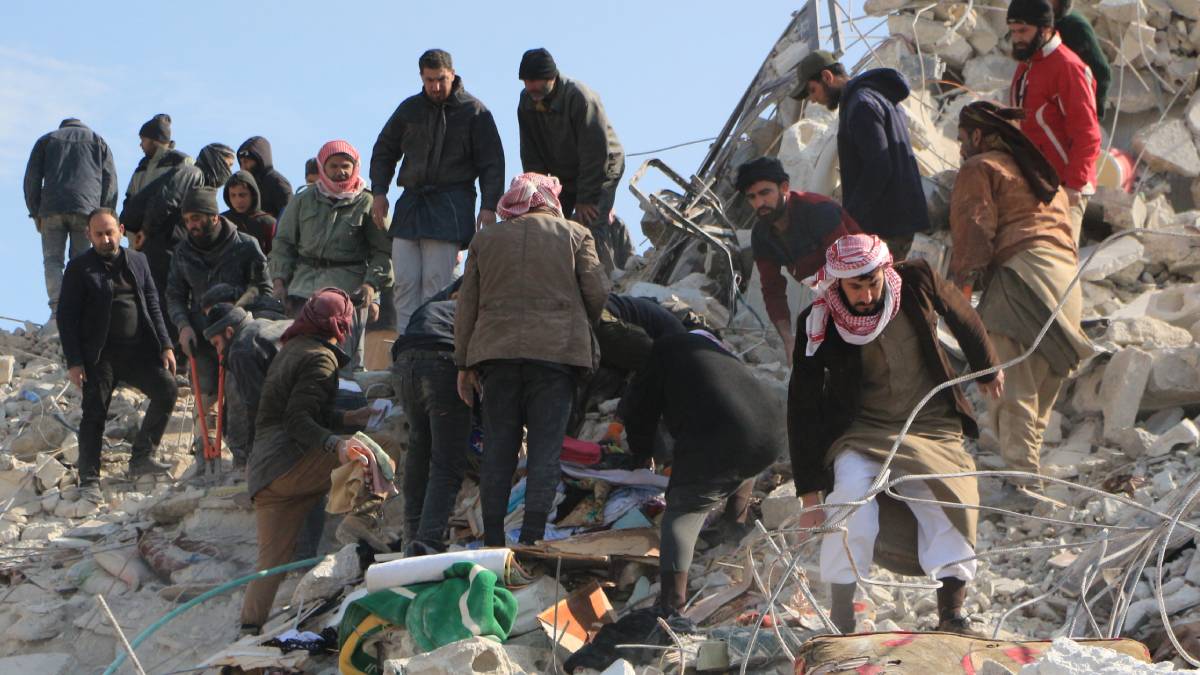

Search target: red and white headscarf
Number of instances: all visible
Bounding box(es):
[802,234,903,357]
[316,139,366,200]
[496,172,564,220]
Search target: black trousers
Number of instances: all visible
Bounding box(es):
[479,361,575,546]
[78,341,179,484]
[397,350,472,546]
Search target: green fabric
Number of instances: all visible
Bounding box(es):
[1057,12,1111,115]
[338,561,518,671]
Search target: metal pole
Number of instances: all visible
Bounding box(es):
[826,0,844,55]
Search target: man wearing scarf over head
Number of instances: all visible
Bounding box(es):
[950,102,1093,506]
[455,173,610,546]
[195,143,235,189]
[269,140,393,370]
[789,234,1003,635]
[239,288,372,633]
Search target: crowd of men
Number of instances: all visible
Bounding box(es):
[25,0,1106,635]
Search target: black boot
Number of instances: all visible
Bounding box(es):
[657,571,689,614]
[935,577,982,636]
[518,510,549,545]
[830,583,857,634]
[128,451,171,478]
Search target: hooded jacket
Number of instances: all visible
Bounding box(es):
[1009,34,1100,194]
[517,76,624,205]
[222,171,277,255]
[237,136,293,219]
[165,216,271,333]
[24,119,118,218]
[836,68,931,238]
[369,76,505,246]
[1057,12,1110,117]
[196,143,234,189]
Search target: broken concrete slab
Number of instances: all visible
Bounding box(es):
[1102,316,1194,349]
[291,543,361,607]
[1090,187,1147,230]
[1147,418,1199,456]
[1145,347,1200,409]
[1100,348,1154,440]
[1081,238,1146,281]
[0,355,14,385]
[0,653,75,674]
[1098,0,1147,23]
[384,636,525,675]
[1133,119,1200,177]
[962,54,1016,92]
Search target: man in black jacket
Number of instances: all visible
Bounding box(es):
[237,136,293,219]
[622,331,783,614]
[792,52,930,256]
[369,49,505,332]
[24,118,119,322]
[59,209,178,503]
[167,186,271,462]
[121,113,204,336]
[196,143,236,189]
[517,48,624,273]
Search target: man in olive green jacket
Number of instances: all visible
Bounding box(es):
[268,141,392,368]
[455,173,609,546]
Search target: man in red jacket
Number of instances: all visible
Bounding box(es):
[1008,0,1100,242]
[736,157,859,365]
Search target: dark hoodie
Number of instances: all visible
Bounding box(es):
[222,171,277,255]
[196,143,235,188]
[165,216,271,333]
[237,136,293,219]
[836,68,930,239]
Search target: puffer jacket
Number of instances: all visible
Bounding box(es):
[455,211,610,370]
[237,136,293,218]
[369,76,504,246]
[165,217,271,333]
[222,170,277,254]
[24,119,118,218]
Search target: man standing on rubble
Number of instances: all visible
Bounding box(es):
[59,208,178,503]
[240,288,371,634]
[1007,0,1100,241]
[369,48,505,333]
[623,330,783,615]
[121,114,204,336]
[950,102,1093,504]
[237,136,293,219]
[736,156,861,364]
[517,48,625,274]
[790,234,1002,635]
[269,140,393,368]
[195,142,236,189]
[455,173,610,546]
[24,118,118,326]
[791,52,930,256]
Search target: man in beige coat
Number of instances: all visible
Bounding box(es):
[455,173,609,546]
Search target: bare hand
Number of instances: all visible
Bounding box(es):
[343,406,372,428]
[161,349,176,376]
[457,369,480,407]
[476,209,496,231]
[371,194,389,230]
[178,326,196,358]
[69,366,86,389]
[797,491,826,538]
[574,203,600,224]
[977,369,1005,399]
[272,279,287,301]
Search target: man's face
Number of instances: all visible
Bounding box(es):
[88,213,124,258]
[839,267,887,315]
[209,327,234,354]
[1009,22,1047,60]
[228,183,254,214]
[239,155,258,172]
[524,78,556,102]
[139,136,157,157]
[744,180,789,224]
[421,67,455,103]
[183,212,220,240]
[323,155,355,182]
[305,172,318,186]
[957,127,984,160]
[806,71,843,110]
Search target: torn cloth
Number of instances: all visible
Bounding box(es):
[327,433,398,514]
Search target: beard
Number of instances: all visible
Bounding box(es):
[839,286,883,316]
[95,245,119,260]
[755,199,788,226]
[824,86,843,111]
[1012,32,1046,60]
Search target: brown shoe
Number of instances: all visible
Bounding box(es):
[936,577,983,636]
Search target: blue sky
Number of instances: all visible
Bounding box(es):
[1,0,815,324]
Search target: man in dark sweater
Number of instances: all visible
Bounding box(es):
[237,136,293,219]
[622,331,783,614]
[792,52,930,256]
[736,156,861,364]
[58,209,178,503]
[1053,0,1110,117]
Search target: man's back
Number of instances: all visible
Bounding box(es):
[25,121,116,218]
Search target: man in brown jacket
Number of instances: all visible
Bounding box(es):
[455,173,610,546]
[790,234,1002,635]
[950,102,1092,502]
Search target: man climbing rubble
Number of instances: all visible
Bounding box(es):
[789,234,1002,635]
[622,330,784,615]
[1007,0,1100,242]
[950,102,1093,505]
[791,52,930,257]
[454,172,609,546]
[58,208,179,503]
[736,155,860,364]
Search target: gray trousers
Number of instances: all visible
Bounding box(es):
[40,213,90,314]
[391,238,458,332]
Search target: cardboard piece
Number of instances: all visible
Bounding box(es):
[536,580,617,653]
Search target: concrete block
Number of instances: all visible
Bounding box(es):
[0,355,14,385]
[1090,187,1147,231]
[1080,238,1145,282]
[1098,0,1147,23]
[1133,119,1200,178]
[0,654,73,674]
[291,544,361,607]
[1100,348,1153,440]
[1145,348,1200,409]
[384,636,523,675]
[1146,284,1200,327]
[1102,317,1194,349]
[1148,419,1200,456]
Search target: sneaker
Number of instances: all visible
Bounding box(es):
[77,483,104,505]
[936,614,985,637]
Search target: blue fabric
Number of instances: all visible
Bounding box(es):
[389,185,477,246]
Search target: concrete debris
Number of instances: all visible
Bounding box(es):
[1134,120,1200,179]
[1020,636,1200,673]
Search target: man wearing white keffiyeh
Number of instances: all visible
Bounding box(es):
[789,234,1005,636]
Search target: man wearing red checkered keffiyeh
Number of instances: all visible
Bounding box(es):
[495,172,564,221]
[803,233,903,357]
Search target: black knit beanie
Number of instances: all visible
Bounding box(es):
[1007,0,1055,26]
[519,48,558,80]
[181,186,219,215]
[735,157,790,192]
[138,113,172,143]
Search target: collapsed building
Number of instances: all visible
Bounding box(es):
[3,0,1200,672]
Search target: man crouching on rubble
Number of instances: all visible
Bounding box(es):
[789,234,1003,635]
